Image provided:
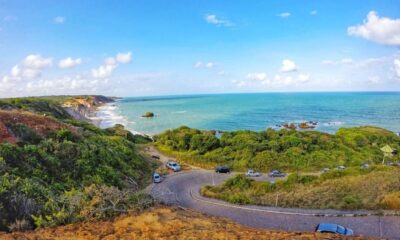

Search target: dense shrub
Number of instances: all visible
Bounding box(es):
[0,120,153,231]
[156,126,400,171]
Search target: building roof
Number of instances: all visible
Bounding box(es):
[381,145,394,153]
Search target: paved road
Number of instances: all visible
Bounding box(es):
[146,148,400,239]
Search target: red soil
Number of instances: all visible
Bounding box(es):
[0,110,77,144]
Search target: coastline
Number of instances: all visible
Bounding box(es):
[89,98,147,136]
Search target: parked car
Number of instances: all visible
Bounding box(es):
[268,170,286,177]
[321,168,330,173]
[360,163,370,169]
[153,173,162,183]
[151,155,160,159]
[166,161,181,172]
[335,165,346,170]
[315,223,353,236]
[246,169,261,177]
[215,166,230,173]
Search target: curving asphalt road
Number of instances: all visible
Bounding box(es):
[146,148,400,239]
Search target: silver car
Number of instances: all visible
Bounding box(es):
[153,173,162,183]
[166,161,181,172]
[246,169,261,177]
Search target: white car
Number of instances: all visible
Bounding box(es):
[166,161,181,172]
[335,165,346,170]
[246,169,261,177]
[153,173,162,183]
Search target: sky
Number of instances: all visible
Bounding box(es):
[0,0,400,97]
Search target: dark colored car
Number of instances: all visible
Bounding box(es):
[151,155,160,159]
[268,170,286,177]
[315,223,354,236]
[215,166,230,173]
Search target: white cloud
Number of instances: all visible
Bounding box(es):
[297,74,310,83]
[217,70,225,76]
[274,74,293,85]
[1,54,53,84]
[348,11,400,46]
[205,14,234,27]
[341,58,353,64]
[368,75,380,83]
[116,52,132,63]
[394,58,400,78]
[246,72,267,81]
[205,62,214,69]
[194,61,215,69]
[105,57,117,66]
[11,65,21,77]
[277,12,291,18]
[91,64,117,79]
[280,59,297,72]
[272,74,310,85]
[310,10,318,15]
[194,61,203,68]
[91,52,132,78]
[54,16,65,24]
[58,57,82,69]
[321,58,354,65]
[232,80,247,87]
[23,54,53,69]
[24,75,105,96]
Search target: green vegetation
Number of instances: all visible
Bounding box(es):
[0,97,154,232]
[156,126,400,171]
[0,96,73,119]
[201,166,400,210]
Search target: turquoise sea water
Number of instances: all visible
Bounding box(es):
[97,92,400,135]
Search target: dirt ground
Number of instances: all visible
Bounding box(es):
[0,207,369,240]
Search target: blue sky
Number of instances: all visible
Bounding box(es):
[0,0,400,97]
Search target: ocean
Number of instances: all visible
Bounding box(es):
[95,92,400,135]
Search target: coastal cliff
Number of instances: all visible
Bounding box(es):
[62,95,115,121]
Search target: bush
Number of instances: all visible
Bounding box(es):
[224,175,254,190]
[227,193,251,205]
[379,192,400,210]
[156,126,400,171]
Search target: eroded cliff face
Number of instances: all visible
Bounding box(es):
[0,95,114,144]
[62,95,115,121]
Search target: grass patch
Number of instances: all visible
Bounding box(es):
[201,166,400,210]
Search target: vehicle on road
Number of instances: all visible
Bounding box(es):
[315,223,353,236]
[151,155,160,159]
[166,161,181,172]
[321,168,330,173]
[246,169,261,177]
[335,165,346,170]
[153,173,162,183]
[268,170,286,177]
[215,166,230,173]
[360,163,370,169]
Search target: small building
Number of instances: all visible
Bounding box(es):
[381,145,395,164]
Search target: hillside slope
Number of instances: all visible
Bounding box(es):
[0,207,365,240]
[0,96,153,232]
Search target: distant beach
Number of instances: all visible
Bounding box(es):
[94,92,400,135]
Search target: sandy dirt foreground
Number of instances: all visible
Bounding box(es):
[0,207,369,240]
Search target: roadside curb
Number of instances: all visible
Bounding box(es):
[190,189,400,217]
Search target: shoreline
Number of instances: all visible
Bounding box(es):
[66,95,400,138]
[89,98,149,137]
